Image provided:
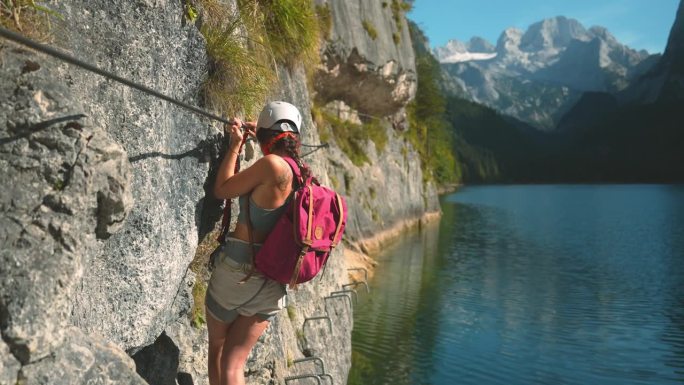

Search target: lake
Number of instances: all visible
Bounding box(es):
[348,184,684,385]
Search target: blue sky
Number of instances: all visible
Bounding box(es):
[408,0,680,54]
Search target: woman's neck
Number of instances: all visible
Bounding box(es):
[270,149,289,158]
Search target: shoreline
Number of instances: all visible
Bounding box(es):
[436,183,462,195]
[345,210,442,282]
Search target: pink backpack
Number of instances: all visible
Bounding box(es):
[245,157,347,288]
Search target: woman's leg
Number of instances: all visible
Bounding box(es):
[220,315,270,385]
[207,310,232,385]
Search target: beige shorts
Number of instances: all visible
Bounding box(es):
[205,240,286,323]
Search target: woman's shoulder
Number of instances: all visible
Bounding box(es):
[259,154,290,169]
[255,155,292,179]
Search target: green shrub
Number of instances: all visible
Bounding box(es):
[392,32,400,45]
[199,0,322,116]
[364,119,388,153]
[361,19,378,40]
[330,174,340,190]
[191,280,207,328]
[315,107,389,165]
[311,105,332,143]
[253,0,320,68]
[406,101,460,185]
[371,209,380,222]
[0,0,61,40]
[322,111,389,166]
[295,328,306,347]
[315,3,332,41]
[199,0,274,116]
[187,230,220,328]
[403,26,462,185]
[324,113,369,166]
[390,0,411,28]
[286,305,296,321]
[184,0,198,22]
[344,173,352,192]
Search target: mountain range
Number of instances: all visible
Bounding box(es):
[435,16,660,130]
[425,2,684,183]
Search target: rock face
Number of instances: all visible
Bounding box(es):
[437,16,658,130]
[315,0,417,117]
[321,118,440,250]
[621,0,684,103]
[1,0,433,383]
[551,0,684,182]
[314,0,439,249]
[1,46,142,381]
[50,0,211,353]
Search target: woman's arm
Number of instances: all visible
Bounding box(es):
[213,119,277,199]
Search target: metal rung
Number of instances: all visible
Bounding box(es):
[324,294,352,310]
[303,316,333,333]
[293,357,327,376]
[285,374,322,384]
[343,281,370,294]
[347,267,368,282]
[330,289,358,305]
[319,373,334,384]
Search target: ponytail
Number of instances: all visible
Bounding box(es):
[282,135,316,184]
[256,128,316,184]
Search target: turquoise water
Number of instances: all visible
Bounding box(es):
[349,185,684,385]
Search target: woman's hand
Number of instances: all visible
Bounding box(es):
[244,121,257,138]
[226,119,258,152]
[226,118,245,151]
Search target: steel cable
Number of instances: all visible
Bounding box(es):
[0,26,329,150]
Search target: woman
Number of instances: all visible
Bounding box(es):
[206,101,311,385]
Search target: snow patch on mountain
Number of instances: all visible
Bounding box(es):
[435,16,657,130]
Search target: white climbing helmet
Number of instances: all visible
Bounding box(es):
[256,101,302,134]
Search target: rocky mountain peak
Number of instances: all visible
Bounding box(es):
[588,26,617,44]
[519,16,589,52]
[434,39,468,57]
[439,16,658,130]
[468,36,496,53]
[496,27,524,54]
[663,0,684,68]
[622,0,684,102]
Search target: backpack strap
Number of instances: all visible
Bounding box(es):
[281,156,304,187]
[331,193,345,247]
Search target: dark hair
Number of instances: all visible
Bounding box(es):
[256,127,314,184]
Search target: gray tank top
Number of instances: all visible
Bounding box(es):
[236,194,290,233]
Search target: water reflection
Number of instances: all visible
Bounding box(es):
[350,185,684,385]
[662,185,684,378]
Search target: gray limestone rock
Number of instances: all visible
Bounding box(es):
[312,1,437,247]
[0,46,132,365]
[321,114,439,247]
[315,0,417,117]
[47,0,212,353]
[0,341,21,385]
[19,328,146,385]
[1,0,211,381]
